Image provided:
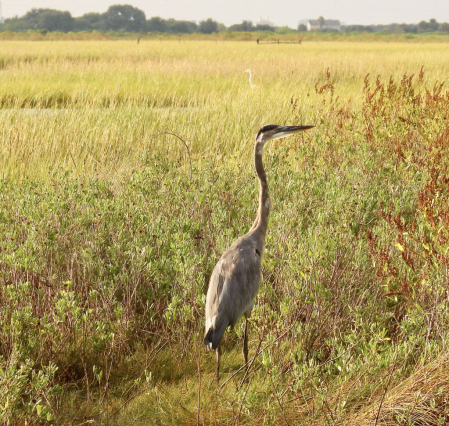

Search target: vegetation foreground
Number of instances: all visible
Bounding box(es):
[1,41,449,425]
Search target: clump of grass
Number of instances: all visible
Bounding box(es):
[351,352,449,425]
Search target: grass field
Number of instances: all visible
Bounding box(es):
[1,39,449,425]
[1,40,449,180]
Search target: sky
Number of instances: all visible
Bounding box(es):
[3,0,449,27]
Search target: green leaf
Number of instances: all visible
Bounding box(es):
[395,243,404,252]
[414,303,424,314]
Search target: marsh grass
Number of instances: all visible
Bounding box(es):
[1,41,449,425]
[1,41,449,182]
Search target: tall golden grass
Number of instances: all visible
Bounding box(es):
[1,40,449,181]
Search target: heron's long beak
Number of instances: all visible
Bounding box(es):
[272,125,314,140]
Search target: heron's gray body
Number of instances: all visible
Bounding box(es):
[204,231,263,349]
[203,124,314,383]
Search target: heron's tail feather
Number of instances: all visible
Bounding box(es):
[204,319,228,350]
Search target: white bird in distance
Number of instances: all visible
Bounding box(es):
[244,69,256,88]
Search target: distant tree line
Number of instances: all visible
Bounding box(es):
[227,20,275,32]
[341,19,449,34]
[0,6,285,34]
[1,7,449,36]
[296,18,449,34]
[0,6,224,34]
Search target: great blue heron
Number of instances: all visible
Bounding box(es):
[204,124,314,384]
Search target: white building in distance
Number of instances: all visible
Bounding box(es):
[307,19,341,31]
[255,17,275,27]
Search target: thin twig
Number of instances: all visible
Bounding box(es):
[111,340,168,418]
[374,355,399,426]
[237,379,251,425]
[271,375,290,426]
[111,384,151,418]
[150,132,193,181]
[220,309,304,390]
[235,176,254,195]
[322,393,337,426]
[69,151,79,178]
[238,337,263,388]
[119,340,168,401]
[219,327,291,390]
[197,343,201,426]
[318,337,363,368]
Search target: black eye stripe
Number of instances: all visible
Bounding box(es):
[261,124,278,132]
[257,124,278,139]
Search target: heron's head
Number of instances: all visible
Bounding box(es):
[256,124,314,145]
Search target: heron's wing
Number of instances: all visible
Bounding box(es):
[205,236,262,334]
[219,242,261,319]
[205,258,226,327]
[220,254,261,324]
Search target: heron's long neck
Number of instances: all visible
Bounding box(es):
[251,141,270,237]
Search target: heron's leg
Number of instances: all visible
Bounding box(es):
[216,346,221,386]
[243,317,249,364]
